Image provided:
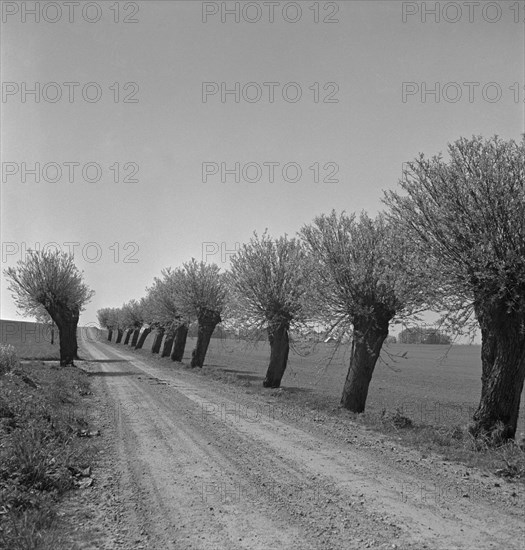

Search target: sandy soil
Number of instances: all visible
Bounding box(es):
[66,336,525,550]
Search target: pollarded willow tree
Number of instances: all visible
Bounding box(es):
[5,249,94,366]
[120,300,144,346]
[145,268,189,360]
[110,308,124,343]
[172,259,227,368]
[140,286,164,353]
[228,232,312,388]
[134,297,155,350]
[97,307,116,342]
[384,135,525,442]
[301,211,430,413]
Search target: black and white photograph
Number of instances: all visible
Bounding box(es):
[1,1,524,548]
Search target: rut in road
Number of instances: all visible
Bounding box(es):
[82,337,525,550]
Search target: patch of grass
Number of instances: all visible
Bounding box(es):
[381,407,414,429]
[360,414,524,483]
[0,354,95,549]
[200,366,253,387]
[1,506,61,550]
[497,442,525,479]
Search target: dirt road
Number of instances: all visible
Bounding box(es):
[77,336,525,550]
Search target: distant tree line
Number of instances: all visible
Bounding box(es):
[398,327,452,345]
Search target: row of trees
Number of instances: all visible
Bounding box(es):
[398,327,452,345]
[97,260,227,368]
[97,135,525,442]
[6,136,525,444]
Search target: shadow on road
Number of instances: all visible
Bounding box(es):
[81,359,129,364]
[87,370,139,377]
[211,367,264,381]
[278,386,314,394]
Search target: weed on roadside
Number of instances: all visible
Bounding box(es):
[0,344,20,375]
[381,407,414,429]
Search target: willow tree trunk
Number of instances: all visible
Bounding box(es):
[263,321,290,388]
[191,310,221,368]
[161,334,175,357]
[50,307,80,367]
[123,329,132,345]
[107,328,113,342]
[469,306,525,442]
[130,328,141,347]
[341,315,390,412]
[115,328,123,344]
[151,327,164,354]
[135,327,151,349]
[73,324,79,360]
[171,324,188,362]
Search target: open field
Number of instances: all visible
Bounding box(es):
[0,319,99,362]
[0,319,60,360]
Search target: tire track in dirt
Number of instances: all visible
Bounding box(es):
[84,342,315,550]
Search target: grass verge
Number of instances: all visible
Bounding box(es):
[0,344,97,550]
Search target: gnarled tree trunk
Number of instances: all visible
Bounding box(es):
[123,329,132,345]
[341,314,390,412]
[151,327,164,354]
[263,320,290,388]
[50,307,80,367]
[107,328,113,342]
[115,328,123,344]
[469,306,525,442]
[161,333,175,357]
[135,327,151,349]
[191,310,221,368]
[171,324,188,362]
[130,328,141,347]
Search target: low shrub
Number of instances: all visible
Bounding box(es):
[381,407,414,429]
[0,344,20,375]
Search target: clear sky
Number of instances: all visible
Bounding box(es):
[1,0,524,338]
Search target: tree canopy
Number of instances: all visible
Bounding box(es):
[6,249,94,317]
[172,259,227,322]
[301,210,430,335]
[228,231,312,336]
[384,135,525,331]
[144,268,184,329]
